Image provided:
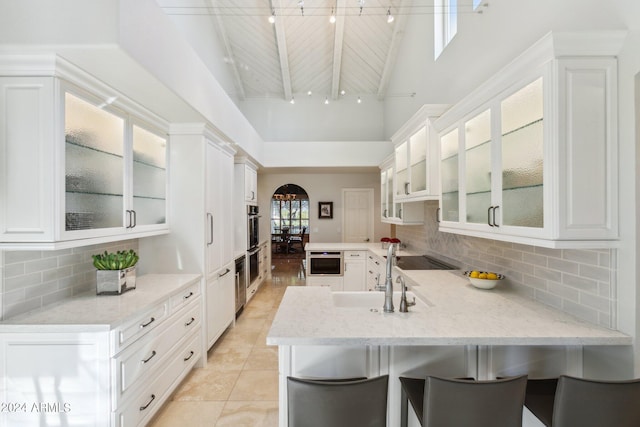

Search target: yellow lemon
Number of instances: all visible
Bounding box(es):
[478,273,488,279]
[487,273,498,280]
[469,271,479,278]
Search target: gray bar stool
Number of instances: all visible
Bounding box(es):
[399,375,528,427]
[525,375,640,427]
[287,375,389,427]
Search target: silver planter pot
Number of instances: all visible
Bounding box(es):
[96,266,137,295]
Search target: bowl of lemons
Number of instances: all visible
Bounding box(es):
[464,270,504,290]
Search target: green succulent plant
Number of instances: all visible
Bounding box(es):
[92,249,139,270]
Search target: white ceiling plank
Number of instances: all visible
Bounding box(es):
[271,0,293,99]
[207,0,246,100]
[330,0,346,100]
[377,0,412,100]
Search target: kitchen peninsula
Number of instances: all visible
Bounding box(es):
[267,247,630,427]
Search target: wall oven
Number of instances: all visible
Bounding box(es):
[248,247,260,286]
[308,251,344,276]
[247,205,259,250]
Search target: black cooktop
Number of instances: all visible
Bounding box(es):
[390,255,457,270]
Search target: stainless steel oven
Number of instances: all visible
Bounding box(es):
[248,247,259,286]
[247,205,259,250]
[308,251,344,276]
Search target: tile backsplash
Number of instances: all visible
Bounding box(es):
[0,240,139,320]
[396,202,616,329]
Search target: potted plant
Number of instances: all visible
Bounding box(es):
[92,249,139,295]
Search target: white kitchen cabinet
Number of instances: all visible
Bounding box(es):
[139,125,236,354]
[206,263,235,349]
[436,31,622,248]
[0,275,202,427]
[244,164,258,204]
[234,159,259,254]
[343,251,366,291]
[258,241,269,284]
[393,105,449,202]
[0,63,169,249]
[306,275,344,291]
[380,157,424,225]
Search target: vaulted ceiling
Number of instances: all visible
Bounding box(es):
[159,0,412,101]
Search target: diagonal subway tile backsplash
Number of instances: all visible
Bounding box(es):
[0,240,139,320]
[396,201,616,329]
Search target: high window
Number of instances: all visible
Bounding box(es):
[434,0,457,59]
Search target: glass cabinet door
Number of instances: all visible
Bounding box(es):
[132,124,167,227]
[65,93,125,231]
[440,128,459,222]
[409,126,428,193]
[395,142,408,197]
[500,78,544,228]
[387,167,396,218]
[464,109,492,225]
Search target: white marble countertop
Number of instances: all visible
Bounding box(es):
[266,269,630,347]
[0,273,201,333]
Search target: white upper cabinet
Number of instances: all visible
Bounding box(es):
[244,164,258,205]
[0,61,170,249]
[379,156,424,225]
[435,31,623,248]
[392,105,449,202]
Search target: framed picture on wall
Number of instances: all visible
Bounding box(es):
[318,202,333,219]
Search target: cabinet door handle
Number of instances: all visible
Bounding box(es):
[487,206,494,227]
[185,317,195,326]
[251,190,255,200]
[206,213,213,245]
[404,182,410,195]
[141,350,157,364]
[184,350,195,362]
[493,205,500,227]
[398,208,402,218]
[183,291,194,300]
[131,210,137,228]
[126,210,132,229]
[139,394,155,411]
[140,317,155,328]
[383,209,387,218]
[436,207,441,223]
[219,268,231,277]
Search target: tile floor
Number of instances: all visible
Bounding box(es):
[148,257,304,427]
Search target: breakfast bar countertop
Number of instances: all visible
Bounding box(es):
[266,269,631,347]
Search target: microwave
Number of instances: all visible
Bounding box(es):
[308,251,343,276]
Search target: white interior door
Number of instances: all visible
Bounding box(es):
[342,188,373,243]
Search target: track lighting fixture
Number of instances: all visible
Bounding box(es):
[324,97,329,105]
[307,90,312,96]
[387,7,394,23]
[268,9,275,23]
[290,97,295,104]
[329,8,336,23]
[357,96,362,104]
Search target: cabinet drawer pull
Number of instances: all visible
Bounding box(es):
[184,350,195,362]
[142,350,157,364]
[219,268,231,277]
[139,394,155,411]
[185,317,195,326]
[140,317,155,328]
[183,291,194,300]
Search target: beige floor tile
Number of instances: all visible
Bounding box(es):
[228,370,279,401]
[172,368,241,401]
[215,401,279,427]
[206,342,253,371]
[148,401,226,427]
[243,346,279,371]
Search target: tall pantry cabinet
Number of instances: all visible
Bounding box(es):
[139,124,236,354]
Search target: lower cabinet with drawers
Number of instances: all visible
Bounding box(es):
[0,274,202,427]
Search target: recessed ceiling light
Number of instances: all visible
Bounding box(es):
[307,90,312,96]
[324,97,329,105]
[290,97,295,104]
[357,97,362,104]
[340,90,346,95]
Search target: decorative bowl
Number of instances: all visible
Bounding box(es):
[463,271,505,290]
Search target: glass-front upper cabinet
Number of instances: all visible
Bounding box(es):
[132,124,167,227]
[65,92,126,232]
[500,78,544,228]
[440,128,459,222]
[64,90,168,238]
[464,109,492,225]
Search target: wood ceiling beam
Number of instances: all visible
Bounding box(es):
[207,0,246,100]
[271,0,293,100]
[330,0,347,100]
[377,0,412,100]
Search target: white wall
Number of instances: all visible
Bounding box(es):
[257,171,390,244]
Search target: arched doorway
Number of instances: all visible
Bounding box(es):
[271,184,309,258]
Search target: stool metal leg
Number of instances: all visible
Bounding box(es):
[401,386,409,427]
